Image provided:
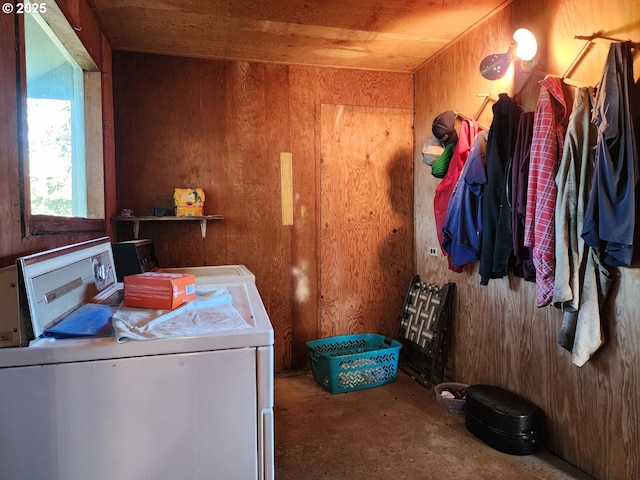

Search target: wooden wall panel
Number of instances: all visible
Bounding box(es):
[414,0,640,478]
[287,66,413,366]
[320,104,413,339]
[101,32,117,238]
[0,12,22,263]
[287,66,322,367]
[316,68,413,109]
[223,62,294,369]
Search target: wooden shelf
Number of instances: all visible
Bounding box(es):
[112,215,224,239]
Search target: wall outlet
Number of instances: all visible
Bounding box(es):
[429,247,438,256]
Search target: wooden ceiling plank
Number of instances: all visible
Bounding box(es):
[87,0,510,71]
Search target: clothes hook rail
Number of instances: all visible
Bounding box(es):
[454,110,488,131]
[575,31,640,49]
[563,34,596,79]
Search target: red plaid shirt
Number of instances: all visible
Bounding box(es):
[524,76,569,307]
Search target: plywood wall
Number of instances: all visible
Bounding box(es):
[414,0,640,478]
[320,104,413,339]
[112,54,414,371]
[289,66,414,365]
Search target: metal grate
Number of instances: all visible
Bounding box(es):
[398,276,455,388]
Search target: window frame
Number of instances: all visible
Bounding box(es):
[16,0,106,237]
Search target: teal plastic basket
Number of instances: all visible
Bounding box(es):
[306,334,402,394]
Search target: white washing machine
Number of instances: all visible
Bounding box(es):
[0,237,274,480]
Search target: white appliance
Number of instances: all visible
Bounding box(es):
[0,238,274,480]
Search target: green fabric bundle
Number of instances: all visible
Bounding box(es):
[431,143,455,178]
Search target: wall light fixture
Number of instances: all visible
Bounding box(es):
[479,28,538,80]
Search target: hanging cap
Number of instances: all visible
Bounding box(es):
[421,137,444,166]
[432,111,458,147]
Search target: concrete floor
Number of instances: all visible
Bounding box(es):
[274,369,595,480]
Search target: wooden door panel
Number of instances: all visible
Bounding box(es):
[320,104,413,338]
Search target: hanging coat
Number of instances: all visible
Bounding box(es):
[442,129,488,268]
[524,76,569,307]
[554,87,596,313]
[511,112,535,282]
[434,119,479,272]
[554,86,612,367]
[479,94,521,285]
[582,41,640,266]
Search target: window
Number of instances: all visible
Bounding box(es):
[20,1,104,234]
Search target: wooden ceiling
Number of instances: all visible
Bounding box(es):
[88,0,512,72]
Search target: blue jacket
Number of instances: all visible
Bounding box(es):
[442,130,488,267]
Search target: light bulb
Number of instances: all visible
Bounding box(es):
[513,28,537,61]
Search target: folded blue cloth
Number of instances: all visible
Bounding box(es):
[43,303,114,338]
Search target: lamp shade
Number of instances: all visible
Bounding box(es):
[479,28,537,80]
[479,52,512,80]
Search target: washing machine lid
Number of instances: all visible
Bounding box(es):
[160,264,255,283]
